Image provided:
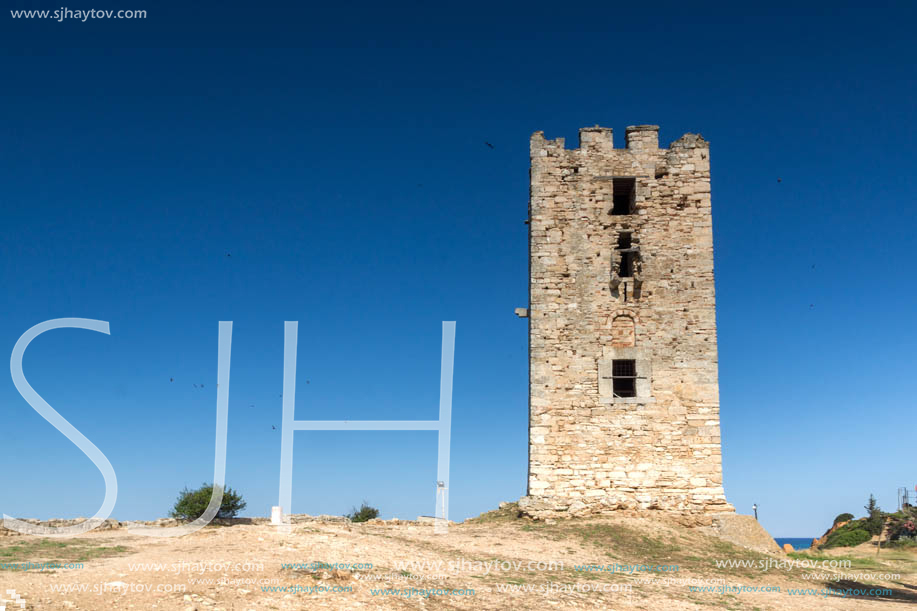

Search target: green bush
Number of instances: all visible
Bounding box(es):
[822,522,871,548]
[833,513,854,525]
[886,508,917,541]
[346,501,379,523]
[169,483,246,521]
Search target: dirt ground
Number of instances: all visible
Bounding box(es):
[2,508,915,610]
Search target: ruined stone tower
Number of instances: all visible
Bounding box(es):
[521,125,733,517]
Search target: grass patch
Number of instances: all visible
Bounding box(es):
[0,538,130,567]
[876,549,917,563]
[522,519,769,579]
[786,551,883,570]
[465,503,521,524]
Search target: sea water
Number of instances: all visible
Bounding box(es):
[774,537,812,550]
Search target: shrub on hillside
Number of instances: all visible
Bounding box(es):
[347,502,379,523]
[833,513,854,525]
[169,483,247,521]
[822,521,871,548]
[886,508,917,542]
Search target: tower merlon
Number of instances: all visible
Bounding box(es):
[530,130,566,157]
[578,126,614,151]
[666,133,711,173]
[625,125,659,150]
[669,133,708,149]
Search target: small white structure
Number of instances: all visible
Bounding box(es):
[271,506,284,525]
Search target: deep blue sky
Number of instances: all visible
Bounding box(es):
[1,1,914,537]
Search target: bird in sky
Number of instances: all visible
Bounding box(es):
[485,142,495,149]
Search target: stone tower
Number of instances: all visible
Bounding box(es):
[521,125,733,517]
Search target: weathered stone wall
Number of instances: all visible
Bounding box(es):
[522,125,733,517]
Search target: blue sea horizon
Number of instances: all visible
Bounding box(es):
[775,537,813,550]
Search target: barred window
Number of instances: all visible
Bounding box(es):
[612,359,637,398]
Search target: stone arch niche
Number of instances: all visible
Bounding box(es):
[610,311,637,347]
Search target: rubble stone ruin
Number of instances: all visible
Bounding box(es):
[519,125,734,518]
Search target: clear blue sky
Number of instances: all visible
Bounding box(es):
[1,1,914,538]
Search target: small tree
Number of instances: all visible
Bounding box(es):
[865,494,879,514]
[170,483,246,521]
[833,513,854,525]
[346,501,379,523]
[863,494,885,536]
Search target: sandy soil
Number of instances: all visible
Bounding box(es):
[2,510,915,610]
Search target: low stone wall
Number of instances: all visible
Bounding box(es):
[0,514,442,536]
[0,517,252,536]
[518,493,734,521]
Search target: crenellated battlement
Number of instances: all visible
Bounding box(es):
[531,125,707,156]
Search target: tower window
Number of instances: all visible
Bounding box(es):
[619,252,635,278]
[616,232,634,278]
[611,359,637,397]
[611,178,635,215]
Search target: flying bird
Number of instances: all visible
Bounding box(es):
[170,377,174,382]
[272,425,276,430]
[485,142,495,149]
[777,178,782,183]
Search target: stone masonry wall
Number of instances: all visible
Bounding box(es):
[521,125,733,518]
